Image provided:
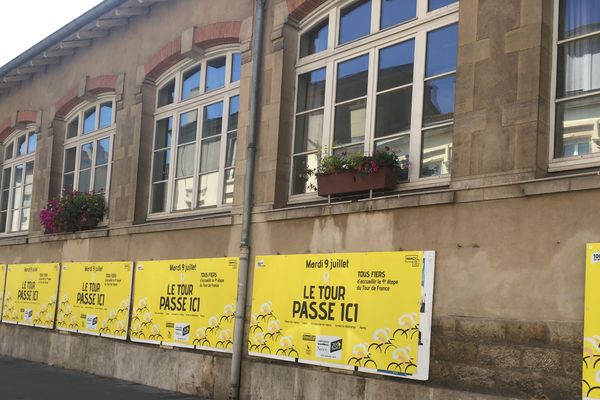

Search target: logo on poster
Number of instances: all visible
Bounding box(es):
[316,336,342,360]
[175,323,190,341]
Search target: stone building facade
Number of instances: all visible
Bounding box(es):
[0,0,597,399]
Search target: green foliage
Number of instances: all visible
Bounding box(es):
[314,148,405,175]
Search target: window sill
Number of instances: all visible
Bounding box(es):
[29,228,109,244]
[548,156,600,173]
[0,234,28,246]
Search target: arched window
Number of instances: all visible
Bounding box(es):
[62,96,115,197]
[290,0,459,195]
[149,47,241,215]
[1,128,37,233]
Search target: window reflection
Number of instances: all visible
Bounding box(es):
[339,0,372,45]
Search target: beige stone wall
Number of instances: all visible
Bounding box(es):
[0,0,592,399]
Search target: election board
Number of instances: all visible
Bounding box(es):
[249,251,435,380]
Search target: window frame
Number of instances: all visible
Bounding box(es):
[148,46,241,219]
[0,127,37,235]
[291,0,459,199]
[548,0,600,172]
[61,96,116,198]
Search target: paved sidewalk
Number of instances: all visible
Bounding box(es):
[0,356,202,400]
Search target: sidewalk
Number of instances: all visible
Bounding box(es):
[0,355,202,400]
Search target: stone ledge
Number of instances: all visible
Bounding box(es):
[29,228,110,244]
[0,235,28,247]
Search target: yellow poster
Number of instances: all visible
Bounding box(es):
[249,251,435,380]
[131,258,238,352]
[2,263,59,329]
[584,244,600,399]
[0,264,5,321]
[56,262,133,339]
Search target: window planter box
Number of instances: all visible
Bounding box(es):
[316,165,398,196]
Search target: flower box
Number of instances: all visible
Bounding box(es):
[316,165,398,196]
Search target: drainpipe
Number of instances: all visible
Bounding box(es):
[229,0,266,399]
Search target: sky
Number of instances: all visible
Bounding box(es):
[0,0,103,67]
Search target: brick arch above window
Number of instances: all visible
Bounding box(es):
[54,75,121,119]
[144,21,242,81]
[287,0,328,21]
[0,110,41,142]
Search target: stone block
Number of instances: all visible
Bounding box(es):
[506,321,549,346]
[522,347,562,372]
[451,364,496,391]
[478,344,521,368]
[433,339,479,363]
[432,316,458,337]
[456,318,507,341]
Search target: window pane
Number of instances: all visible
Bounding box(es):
[17,135,26,156]
[64,147,77,173]
[378,40,414,91]
[339,0,372,45]
[23,184,32,208]
[292,153,318,195]
[11,184,22,209]
[1,190,8,212]
[25,162,34,185]
[333,143,364,155]
[297,68,327,112]
[158,79,176,107]
[20,208,30,232]
[421,125,453,177]
[559,0,600,40]
[173,177,193,210]
[225,132,237,168]
[300,20,329,57]
[1,169,10,191]
[231,53,242,83]
[83,107,96,134]
[176,143,195,178]
[5,143,13,160]
[152,149,170,182]
[93,166,108,194]
[375,87,412,138]
[67,118,79,139]
[182,66,201,100]
[336,55,369,103]
[99,102,113,129]
[197,172,219,207]
[223,168,235,204]
[228,95,239,132]
[63,173,75,192]
[375,135,410,181]
[80,143,93,170]
[426,24,458,77]
[428,0,457,11]
[14,164,23,187]
[294,111,324,153]
[179,110,198,144]
[155,117,173,150]
[203,102,223,138]
[27,132,37,154]
[206,57,226,92]
[200,137,221,173]
[423,75,456,126]
[10,210,20,232]
[0,212,6,233]
[78,169,91,192]
[96,138,110,166]
[557,36,600,98]
[555,95,600,158]
[381,0,416,29]
[334,98,367,145]
[151,182,167,213]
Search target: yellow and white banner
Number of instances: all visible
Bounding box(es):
[2,263,60,329]
[583,244,600,399]
[56,262,133,339]
[130,258,238,351]
[0,264,6,321]
[249,251,435,380]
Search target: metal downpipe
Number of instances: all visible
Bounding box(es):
[229,0,266,399]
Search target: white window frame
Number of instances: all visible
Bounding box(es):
[148,46,241,219]
[61,95,116,198]
[1,127,37,235]
[290,0,459,199]
[548,0,600,172]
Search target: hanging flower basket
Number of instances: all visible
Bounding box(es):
[316,165,398,196]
